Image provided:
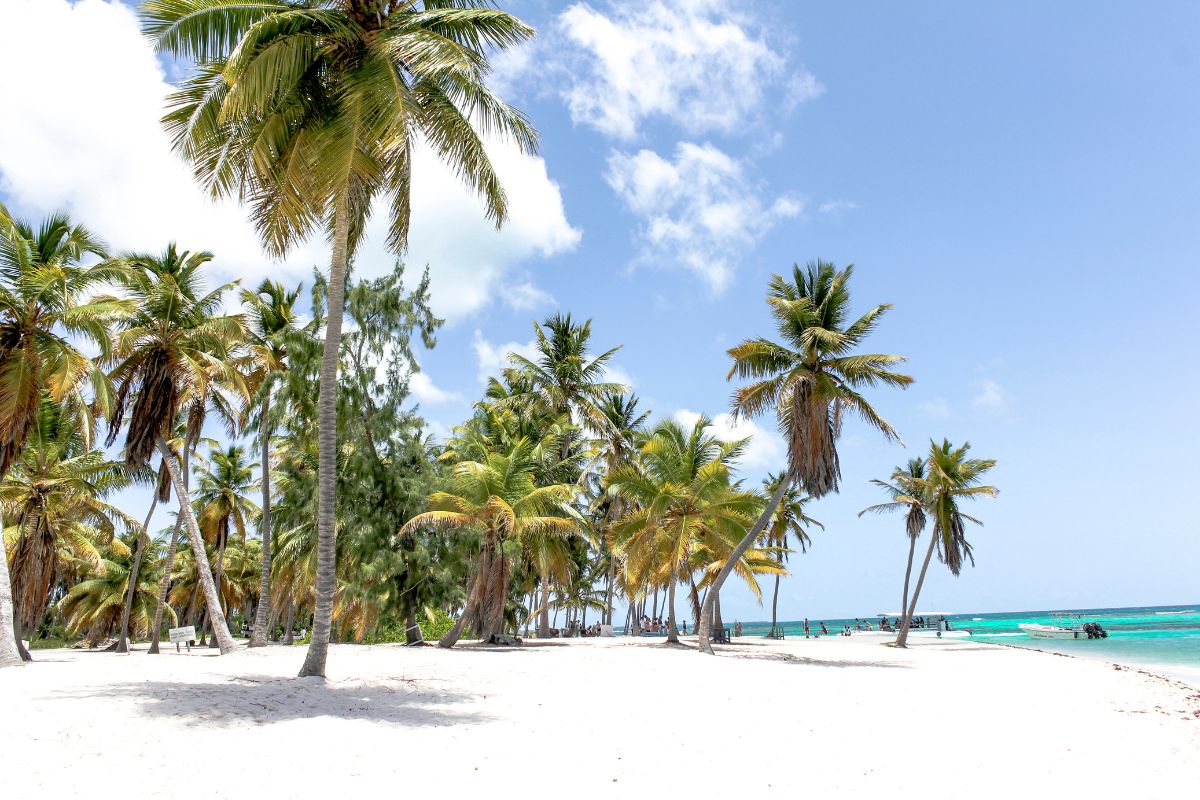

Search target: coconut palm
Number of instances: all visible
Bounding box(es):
[894,440,997,647]
[761,472,822,637]
[115,461,169,653]
[240,279,302,646]
[401,439,575,647]
[0,205,130,664]
[859,458,927,637]
[1,396,137,659]
[608,416,762,644]
[144,0,539,677]
[105,243,246,654]
[193,444,260,645]
[698,260,912,653]
[58,534,174,646]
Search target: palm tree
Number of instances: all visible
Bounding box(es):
[894,440,998,647]
[193,444,260,645]
[761,472,822,637]
[238,280,301,647]
[0,205,129,664]
[1,396,136,658]
[105,243,246,654]
[859,458,927,636]
[401,439,575,647]
[144,0,539,678]
[58,534,174,646]
[608,416,762,644]
[698,260,912,653]
[115,462,167,653]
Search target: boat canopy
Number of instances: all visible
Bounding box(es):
[878,611,952,617]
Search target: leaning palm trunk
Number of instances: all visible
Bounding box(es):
[0,508,22,667]
[299,202,350,678]
[698,476,791,654]
[156,435,235,654]
[207,539,228,648]
[440,558,483,648]
[768,573,781,637]
[249,394,273,647]
[899,532,918,636]
[147,516,182,654]
[117,496,158,653]
[895,528,939,647]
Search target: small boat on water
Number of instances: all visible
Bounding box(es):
[1019,615,1108,640]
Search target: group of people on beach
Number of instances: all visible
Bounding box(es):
[635,616,684,635]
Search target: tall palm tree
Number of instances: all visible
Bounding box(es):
[401,439,575,647]
[193,444,260,645]
[1,396,136,659]
[58,534,174,646]
[859,458,927,636]
[894,440,998,647]
[761,472,822,637]
[105,243,246,654]
[698,260,912,653]
[0,204,129,664]
[608,416,762,644]
[144,0,539,678]
[239,280,301,647]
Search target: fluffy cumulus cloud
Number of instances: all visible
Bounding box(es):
[471,331,539,384]
[408,371,463,407]
[552,0,822,140]
[673,409,784,474]
[606,143,802,291]
[0,0,577,321]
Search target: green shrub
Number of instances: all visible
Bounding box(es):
[364,609,457,644]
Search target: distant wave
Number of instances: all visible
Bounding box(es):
[972,618,983,621]
[974,632,1023,637]
[1155,610,1197,615]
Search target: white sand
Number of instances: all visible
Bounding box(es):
[2,634,1197,798]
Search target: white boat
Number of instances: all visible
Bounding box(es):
[1018,623,1092,639]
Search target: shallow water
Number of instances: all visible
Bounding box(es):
[736,605,1200,682]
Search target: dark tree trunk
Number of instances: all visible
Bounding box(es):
[665,576,679,643]
[404,604,424,645]
[768,573,781,637]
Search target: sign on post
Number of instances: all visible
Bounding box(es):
[168,626,196,652]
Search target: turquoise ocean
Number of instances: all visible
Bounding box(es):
[736,604,1200,684]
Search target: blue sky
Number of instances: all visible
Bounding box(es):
[1,1,1197,622]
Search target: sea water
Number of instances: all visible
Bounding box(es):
[737,605,1200,684]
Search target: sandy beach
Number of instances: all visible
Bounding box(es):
[2,635,1197,798]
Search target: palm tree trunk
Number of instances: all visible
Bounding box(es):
[117,496,158,653]
[156,435,235,654]
[0,508,23,667]
[665,576,679,644]
[713,590,724,631]
[768,573,781,637]
[604,557,615,625]
[404,604,424,646]
[698,474,790,654]
[282,600,295,645]
[440,553,484,648]
[688,574,701,632]
[299,200,350,679]
[895,529,939,647]
[208,538,228,648]
[149,446,191,655]
[538,578,551,638]
[250,395,273,647]
[900,532,918,634]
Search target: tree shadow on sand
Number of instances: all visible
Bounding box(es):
[733,651,912,669]
[56,674,492,728]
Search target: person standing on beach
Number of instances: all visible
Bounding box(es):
[804,618,811,638]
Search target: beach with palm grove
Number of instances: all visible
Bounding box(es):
[2,0,1199,796]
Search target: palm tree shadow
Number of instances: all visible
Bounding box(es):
[57,674,491,728]
[737,652,911,669]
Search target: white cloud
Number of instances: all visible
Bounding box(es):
[918,398,951,420]
[0,0,579,322]
[551,0,821,140]
[502,281,557,312]
[818,199,860,216]
[972,379,1009,413]
[603,364,636,391]
[408,371,463,406]
[472,331,539,384]
[673,409,784,474]
[606,142,802,291]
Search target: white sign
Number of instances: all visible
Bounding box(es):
[168,626,196,644]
